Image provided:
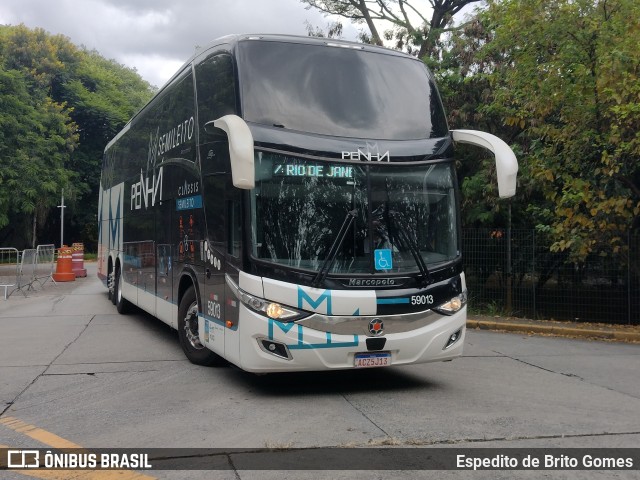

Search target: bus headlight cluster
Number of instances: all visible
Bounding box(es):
[238,290,306,322]
[433,290,467,315]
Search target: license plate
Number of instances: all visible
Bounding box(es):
[354,352,391,368]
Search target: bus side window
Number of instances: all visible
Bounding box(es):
[195,53,236,122]
[195,53,236,176]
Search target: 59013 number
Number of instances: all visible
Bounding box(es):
[411,295,434,306]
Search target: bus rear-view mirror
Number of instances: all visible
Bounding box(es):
[209,115,255,190]
[451,129,518,198]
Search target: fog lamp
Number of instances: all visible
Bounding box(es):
[443,328,463,350]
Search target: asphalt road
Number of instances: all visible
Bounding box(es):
[1,263,639,479]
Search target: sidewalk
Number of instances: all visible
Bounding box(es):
[467,314,640,343]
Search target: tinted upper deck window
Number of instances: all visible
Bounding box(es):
[237,40,448,140]
[195,53,236,129]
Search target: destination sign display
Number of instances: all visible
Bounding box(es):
[273,163,354,179]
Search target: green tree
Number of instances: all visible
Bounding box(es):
[0,24,154,249]
[483,0,640,261]
[428,12,537,229]
[0,36,77,246]
[434,15,510,227]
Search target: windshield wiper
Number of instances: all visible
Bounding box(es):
[312,209,357,288]
[388,211,432,287]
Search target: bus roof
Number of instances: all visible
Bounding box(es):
[105,34,420,152]
[166,33,414,92]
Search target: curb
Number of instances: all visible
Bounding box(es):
[467,319,640,343]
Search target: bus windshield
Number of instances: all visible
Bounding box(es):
[237,40,448,140]
[250,152,459,275]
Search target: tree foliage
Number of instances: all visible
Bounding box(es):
[301,0,482,58]
[482,0,640,261]
[0,24,154,248]
[433,15,520,228]
[0,27,77,244]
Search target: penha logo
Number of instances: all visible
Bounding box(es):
[342,143,390,162]
[131,167,163,210]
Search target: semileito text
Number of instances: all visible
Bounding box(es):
[148,116,195,168]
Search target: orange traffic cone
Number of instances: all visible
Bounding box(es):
[52,246,76,282]
[71,243,87,278]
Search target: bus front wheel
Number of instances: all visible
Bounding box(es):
[114,266,132,314]
[178,286,224,366]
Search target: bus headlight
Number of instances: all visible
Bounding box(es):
[266,302,285,319]
[238,290,306,322]
[433,291,467,315]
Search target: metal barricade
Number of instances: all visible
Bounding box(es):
[33,244,57,288]
[0,248,20,299]
[14,249,37,296]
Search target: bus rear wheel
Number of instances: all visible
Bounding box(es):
[178,286,224,366]
[109,269,116,305]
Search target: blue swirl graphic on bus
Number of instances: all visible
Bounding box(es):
[269,320,359,350]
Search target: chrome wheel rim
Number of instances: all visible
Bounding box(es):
[183,302,204,349]
[108,271,115,297]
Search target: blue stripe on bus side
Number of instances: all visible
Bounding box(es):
[376,298,410,305]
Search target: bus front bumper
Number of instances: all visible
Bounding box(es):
[234,306,466,373]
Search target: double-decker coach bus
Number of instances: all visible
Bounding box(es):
[98,34,517,372]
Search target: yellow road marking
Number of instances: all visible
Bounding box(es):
[0,417,156,480]
[1,418,81,449]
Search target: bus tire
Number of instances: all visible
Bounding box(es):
[178,286,224,366]
[110,269,116,305]
[114,266,132,314]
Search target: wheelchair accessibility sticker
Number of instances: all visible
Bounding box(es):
[374,249,392,271]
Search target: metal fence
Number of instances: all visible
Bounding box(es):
[0,245,60,298]
[34,244,56,288]
[0,248,20,299]
[15,248,38,296]
[463,229,640,325]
